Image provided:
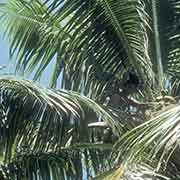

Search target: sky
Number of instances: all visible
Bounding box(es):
[0,0,63,87]
[0,0,16,74]
[0,33,9,69]
[0,30,53,85]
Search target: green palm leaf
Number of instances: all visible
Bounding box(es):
[150,0,180,79]
[0,145,114,180]
[113,104,180,172]
[0,0,154,96]
[93,163,168,180]
[0,76,125,162]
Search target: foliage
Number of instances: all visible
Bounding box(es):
[1,0,180,179]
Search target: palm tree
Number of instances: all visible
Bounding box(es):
[0,0,180,179]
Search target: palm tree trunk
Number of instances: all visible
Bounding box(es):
[152,0,164,89]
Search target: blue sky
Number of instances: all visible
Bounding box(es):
[0,29,56,86]
[0,0,14,74]
[0,33,9,69]
[0,0,63,87]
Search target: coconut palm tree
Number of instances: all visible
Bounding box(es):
[0,0,180,179]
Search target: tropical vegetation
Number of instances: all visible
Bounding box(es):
[0,0,180,179]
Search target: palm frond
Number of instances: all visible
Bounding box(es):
[151,0,180,79]
[96,0,154,82]
[165,0,180,77]
[0,0,154,97]
[0,76,131,163]
[93,163,169,180]
[0,148,112,180]
[113,104,180,171]
[0,152,170,180]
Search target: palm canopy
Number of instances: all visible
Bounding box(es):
[1,0,180,180]
[0,76,174,180]
[0,76,122,179]
[0,0,155,97]
[0,76,160,180]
